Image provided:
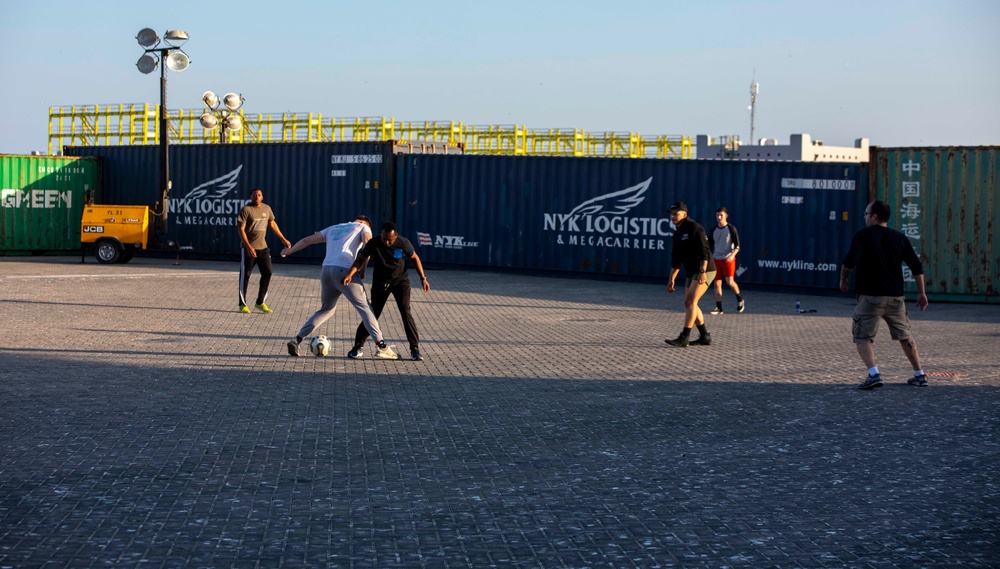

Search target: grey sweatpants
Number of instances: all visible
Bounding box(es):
[296,266,383,343]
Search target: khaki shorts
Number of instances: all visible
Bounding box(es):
[852,295,912,344]
[685,267,717,288]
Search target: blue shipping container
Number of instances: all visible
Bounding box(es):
[397,155,868,288]
[65,142,397,260]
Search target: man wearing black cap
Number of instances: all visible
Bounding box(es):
[665,202,714,347]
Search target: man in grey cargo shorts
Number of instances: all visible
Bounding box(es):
[840,200,929,390]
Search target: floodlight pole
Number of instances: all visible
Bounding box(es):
[217,112,228,144]
[749,71,759,146]
[137,28,188,236]
[140,43,179,236]
[159,57,170,235]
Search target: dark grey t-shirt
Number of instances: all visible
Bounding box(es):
[237,204,275,250]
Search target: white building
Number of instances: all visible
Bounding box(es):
[696,134,870,162]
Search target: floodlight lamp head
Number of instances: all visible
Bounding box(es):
[225,114,243,132]
[202,91,219,108]
[136,54,158,74]
[136,28,160,48]
[164,30,189,45]
[223,93,243,111]
[199,112,219,130]
[165,51,190,72]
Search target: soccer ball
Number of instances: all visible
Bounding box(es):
[309,335,331,357]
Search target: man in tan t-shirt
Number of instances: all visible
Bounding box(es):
[236,188,291,313]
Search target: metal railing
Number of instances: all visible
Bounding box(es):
[49,104,694,159]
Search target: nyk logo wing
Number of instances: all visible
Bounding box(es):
[565,177,651,217]
[184,165,243,200]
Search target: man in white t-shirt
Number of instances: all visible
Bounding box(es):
[280,216,399,359]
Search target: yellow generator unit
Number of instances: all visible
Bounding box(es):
[80,205,149,263]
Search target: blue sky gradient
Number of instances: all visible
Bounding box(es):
[1,0,997,154]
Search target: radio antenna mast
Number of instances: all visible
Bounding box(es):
[749,71,759,145]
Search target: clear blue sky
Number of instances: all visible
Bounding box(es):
[1,0,997,154]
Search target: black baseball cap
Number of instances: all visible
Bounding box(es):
[669,201,688,213]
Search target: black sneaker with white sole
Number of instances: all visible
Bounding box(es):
[737,299,745,313]
[347,345,364,359]
[287,340,299,357]
[858,374,883,390]
[907,374,928,387]
[411,350,424,361]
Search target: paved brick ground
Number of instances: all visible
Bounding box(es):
[1,256,998,568]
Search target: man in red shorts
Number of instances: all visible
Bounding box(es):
[708,207,745,314]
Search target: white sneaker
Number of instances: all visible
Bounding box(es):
[375,344,400,359]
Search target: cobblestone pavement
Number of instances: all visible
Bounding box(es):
[1,256,998,568]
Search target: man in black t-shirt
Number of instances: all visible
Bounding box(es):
[342,221,430,361]
[840,200,929,390]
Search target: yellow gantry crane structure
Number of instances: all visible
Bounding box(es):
[48,104,694,159]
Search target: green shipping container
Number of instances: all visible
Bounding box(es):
[1,154,100,253]
[872,146,999,303]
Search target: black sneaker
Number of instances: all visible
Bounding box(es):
[710,307,724,315]
[907,374,928,387]
[737,299,745,313]
[287,339,299,357]
[690,333,712,346]
[347,345,364,359]
[411,350,424,361]
[665,336,689,348]
[858,374,883,390]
